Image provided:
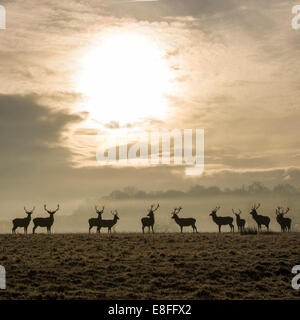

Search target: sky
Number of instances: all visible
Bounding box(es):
[1,0,300,219]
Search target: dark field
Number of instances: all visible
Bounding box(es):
[0,233,300,300]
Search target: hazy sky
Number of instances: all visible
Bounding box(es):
[1,0,300,218]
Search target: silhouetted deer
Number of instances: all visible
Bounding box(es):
[249,203,270,231]
[276,207,291,232]
[171,207,197,233]
[12,206,35,234]
[97,210,119,233]
[209,206,234,232]
[88,206,104,233]
[32,204,59,234]
[141,204,159,233]
[232,209,245,232]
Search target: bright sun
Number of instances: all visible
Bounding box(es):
[77,32,174,124]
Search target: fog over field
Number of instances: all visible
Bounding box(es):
[1,183,299,233]
[41,195,300,234]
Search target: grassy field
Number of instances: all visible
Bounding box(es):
[0,233,300,299]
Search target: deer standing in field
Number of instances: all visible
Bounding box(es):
[88,206,104,233]
[249,203,270,231]
[209,206,234,232]
[171,207,197,233]
[232,209,245,232]
[276,207,291,232]
[32,204,59,234]
[12,206,35,234]
[141,204,159,233]
[97,210,119,233]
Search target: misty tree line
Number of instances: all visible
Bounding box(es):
[104,182,299,200]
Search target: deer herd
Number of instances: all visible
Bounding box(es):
[11,203,293,234]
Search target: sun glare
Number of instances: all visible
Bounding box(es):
[77,32,174,124]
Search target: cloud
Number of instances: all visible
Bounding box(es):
[0,94,83,175]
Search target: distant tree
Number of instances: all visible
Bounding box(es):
[106,190,127,200]
[247,182,270,195]
[123,187,138,198]
[134,190,147,199]
[231,185,247,196]
[188,185,206,196]
[206,186,222,195]
[273,184,298,195]
[162,190,185,198]
[103,182,299,200]
[187,185,222,196]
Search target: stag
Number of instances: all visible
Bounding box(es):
[88,206,104,233]
[171,207,197,233]
[32,204,59,234]
[232,209,246,232]
[97,210,120,233]
[249,203,270,231]
[276,207,291,232]
[209,206,234,232]
[12,206,35,234]
[141,204,159,233]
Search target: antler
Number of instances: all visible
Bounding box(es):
[153,204,160,212]
[232,209,235,214]
[44,204,59,213]
[95,205,104,213]
[238,209,242,214]
[256,203,261,209]
[115,210,119,216]
[24,206,34,213]
[176,206,182,213]
[111,210,115,216]
[283,207,290,215]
